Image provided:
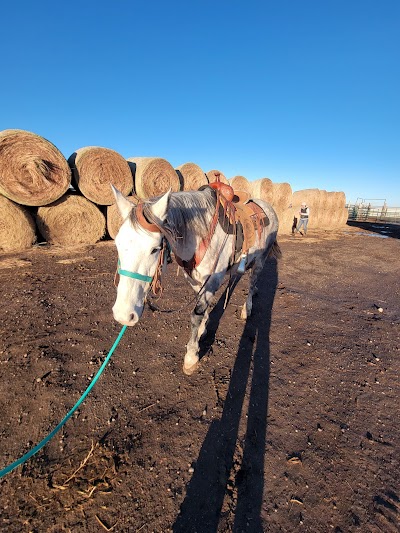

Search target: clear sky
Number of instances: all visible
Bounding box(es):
[1,0,399,205]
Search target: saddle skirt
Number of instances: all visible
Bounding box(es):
[216,187,270,258]
[233,199,269,254]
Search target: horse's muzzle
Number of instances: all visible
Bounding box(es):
[112,308,139,326]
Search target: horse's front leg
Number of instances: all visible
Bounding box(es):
[183,277,221,375]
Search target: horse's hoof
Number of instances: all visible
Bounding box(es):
[183,362,199,375]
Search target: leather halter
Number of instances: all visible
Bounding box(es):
[135,202,160,233]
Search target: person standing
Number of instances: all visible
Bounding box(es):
[295,202,309,235]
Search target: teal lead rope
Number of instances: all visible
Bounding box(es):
[0,325,127,480]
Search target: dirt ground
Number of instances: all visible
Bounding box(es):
[0,222,399,532]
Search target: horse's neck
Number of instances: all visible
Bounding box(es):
[173,217,212,261]
[170,194,215,262]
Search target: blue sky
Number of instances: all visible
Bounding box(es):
[1,0,399,205]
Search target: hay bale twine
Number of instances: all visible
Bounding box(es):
[107,196,138,239]
[36,194,106,246]
[127,157,181,199]
[0,129,71,206]
[175,162,208,191]
[206,170,229,184]
[68,147,133,205]
[251,178,274,204]
[0,195,37,252]
[229,176,251,195]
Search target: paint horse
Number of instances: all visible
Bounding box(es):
[111,182,280,374]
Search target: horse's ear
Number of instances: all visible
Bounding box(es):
[111,184,134,220]
[150,190,171,223]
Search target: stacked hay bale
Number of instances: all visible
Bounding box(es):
[175,162,208,191]
[127,157,181,199]
[328,192,347,228]
[206,170,229,184]
[106,196,138,239]
[0,196,37,252]
[0,129,71,206]
[292,189,322,232]
[229,175,252,196]
[68,147,133,205]
[66,146,137,243]
[0,127,350,250]
[36,194,106,246]
[292,189,347,232]
[271,182,293,235]
[251,178,274,204]
[0,129,72,251]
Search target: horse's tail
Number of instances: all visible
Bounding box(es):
[267,240,282,260]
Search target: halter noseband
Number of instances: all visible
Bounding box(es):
[114,203,165,294]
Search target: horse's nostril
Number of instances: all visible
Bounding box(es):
[129,313,136,322]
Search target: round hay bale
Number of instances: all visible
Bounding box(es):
[271,182,293,213]
[337,206,349,227]
[127,157,181,199]
[251,178,274,204]
[36,194,106,246]
[107,196,138,239]
[206,170,229,184]
[175,162,208,191]
[0,129,71,206]
[0,195,37,252]
[324,191,347,229]
[292,189,322,229]
[68,147,133,205]
[229,176,251,195]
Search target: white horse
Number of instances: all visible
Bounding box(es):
[111,184,280,375]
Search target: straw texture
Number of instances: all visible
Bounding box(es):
[0,195,37,252]
[251,178,274,204]
[36,194,106,246]
[127,157,180,199]
[68,147,133,205]
[107,196,138,239]
[0,129,71,206]
[229,176,251,195]
[175,162,208,191]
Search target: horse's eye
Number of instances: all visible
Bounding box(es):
[151,247,161,254]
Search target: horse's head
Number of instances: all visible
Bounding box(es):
[111,186,170,326]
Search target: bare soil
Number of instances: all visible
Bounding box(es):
[0,223,399,532]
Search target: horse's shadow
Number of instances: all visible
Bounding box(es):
[173,258,278,532]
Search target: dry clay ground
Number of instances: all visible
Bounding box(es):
[0,223,399,533]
